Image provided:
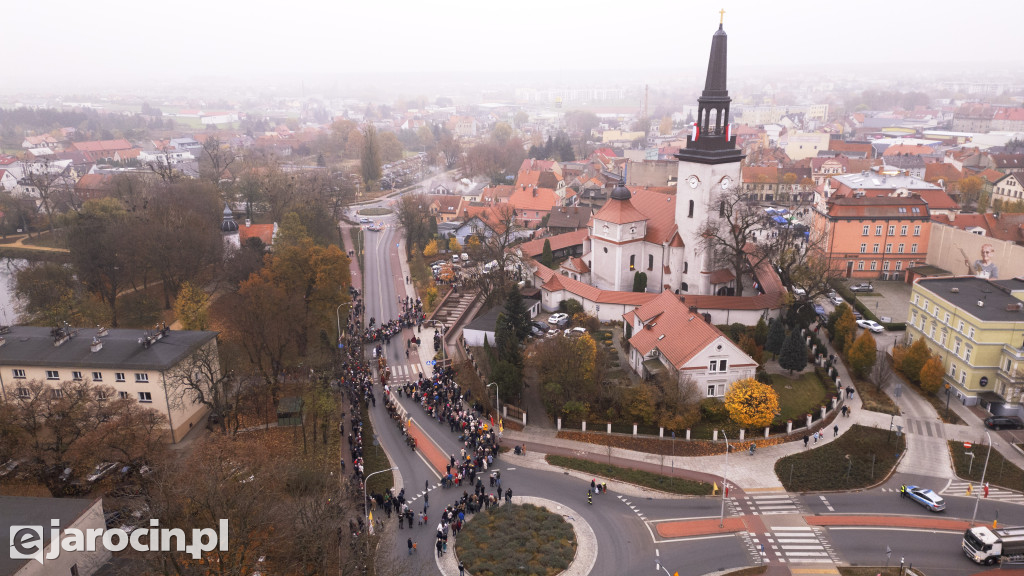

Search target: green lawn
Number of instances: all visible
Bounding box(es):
[775,425,905,491]
[457,503,576,576]
[949,440,1024,492]
[769,371,830,423]
[360,404,394,495]
[546,454,713,495]
[357,207,392,216]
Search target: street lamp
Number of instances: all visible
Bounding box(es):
[336,303,347,345]
[720,430,730,528]
[945,383,952,420]
[487,382,500,422]
[430,319,446,367]
[363,467,398,534]
[971,431,993,525]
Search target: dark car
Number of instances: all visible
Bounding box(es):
[984,416,1024,430]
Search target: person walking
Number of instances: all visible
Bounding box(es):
[408,538,414,555]
[803,434,809,448]
[900,484,907,498]
[833,424,839,437]
[459,560,465,575]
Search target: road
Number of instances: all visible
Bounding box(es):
[355,213,1021,576]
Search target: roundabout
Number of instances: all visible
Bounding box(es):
[438,496,597,576]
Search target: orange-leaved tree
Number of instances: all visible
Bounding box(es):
[846,331,877,378]
[724,377,780,429]
[919,355,945,394]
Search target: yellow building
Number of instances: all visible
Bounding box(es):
[907,276,1024,409]
[0,325,218,442]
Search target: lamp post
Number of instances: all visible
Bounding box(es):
[364,467,398,534]
[720,430,730,528]
[430,320,446,367]
[945,383,952,420]
[336,303,347,345]
[487,382,500,421]
[971,431,993,525]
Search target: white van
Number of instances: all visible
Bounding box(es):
[461,253,470,263]
[483,260,499,273]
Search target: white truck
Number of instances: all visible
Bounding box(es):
[964,525,1024,565]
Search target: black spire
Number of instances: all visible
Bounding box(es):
[676,22,744,165]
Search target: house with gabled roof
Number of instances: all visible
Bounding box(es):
[507,185,574,228]
[546,205,593,234]
[428,195,467,223]
[0,169,16,192]
[622,291,757,396]
[992,173,1024,207]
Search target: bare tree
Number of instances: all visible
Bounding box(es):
[870,350,894,392]
[698,189,774,297]
[165,340,233,433]
[200,135,237,187]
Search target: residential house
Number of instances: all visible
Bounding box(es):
[507,185,574,228]
[906,276,1024,411]
[622,291,757,397]
[462,297,540,347]
[0,169,16,192]
[448,115,478,138]
[882,154,927,180]
[992,107,1024,132]
[238,220,278,248]
[546,205,593,234]
[74,174,115,201]
[67,139,134,162]
[952,103,993,133]
[810,155,878,186]
[813,195,931,281]
[782,131,831,161]
[21,134,60,150]
[518,229,587,261]
[827,139,873,159]
[991,173,1024,206]
[1,496,110,576]
[824,172,957,218]
[625,159,678,187]
[0,325,219,443]
[478,185,515,205]
[428,195,468,223]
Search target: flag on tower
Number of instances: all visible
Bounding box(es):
[725,123,733,140]
[690,122,700,141]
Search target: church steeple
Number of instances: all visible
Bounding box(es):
[676,20,744,165]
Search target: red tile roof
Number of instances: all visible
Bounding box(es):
[626,187,680,245]
[239,223,276,245]
[519,229,588,257]
[924,163,962,184]
[592,195,647,225]
[994,107,1024,122]
[977,169,1006,184]
[625,292,736,369]
[883,144,934,157]
[69,139,133,153]
[508,186,566,212]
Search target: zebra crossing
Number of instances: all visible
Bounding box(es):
[749,526,839,564]
[942,481,1024,504]
[728,493,806,516]
[900,417,947,438]
[388,363,429,380]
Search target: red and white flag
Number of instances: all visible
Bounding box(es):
[690,122,699,141]
[725,123,732,140]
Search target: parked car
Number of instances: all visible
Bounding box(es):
[530,325,546,338]
[461,253,470,263]
[548,313,569,327]
[853,311,863,321]
[984,415,1024,430]
[532,321,551,333]
[0,458,25,477]
[856,319,885,333]
[850,283,874,293]
[358,217,372,224]
[86,461,120,483]
[905,485,946,512]
[792,287,807,297]
[564,327,587,338]
[814,304,827,321]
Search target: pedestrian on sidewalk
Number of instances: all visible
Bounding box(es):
[459,560,465,576]
[408,538,413,555]
[833,424,839,437]
[803,434,809,448]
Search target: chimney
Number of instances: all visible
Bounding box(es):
[90,337,103,353]
[532,188,537,197]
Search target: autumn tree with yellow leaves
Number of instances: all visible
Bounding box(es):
[423,239,439,258]
[724,377,780,428]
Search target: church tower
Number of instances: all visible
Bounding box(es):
[673,17,745,296]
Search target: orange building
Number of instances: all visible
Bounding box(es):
[813,195,931,281]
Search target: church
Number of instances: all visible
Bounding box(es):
[530,20,785,325]
[585,20,744,296]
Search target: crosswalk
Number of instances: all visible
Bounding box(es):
[728,494,806,516]
[748,526,839,564]
[943,481,1024,504]
[387,363,430,380]
[900,417,947,438]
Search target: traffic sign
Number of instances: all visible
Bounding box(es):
[426,360,435,366]
[964,442,973,449]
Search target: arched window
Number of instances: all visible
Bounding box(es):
[681,282,689,292]
[688,200,694,218]
[708,109,718,134]
[684,262,689,273]
[648,255,654,270]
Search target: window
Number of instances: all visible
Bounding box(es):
[958,320,965,332]
[954,339,961,355]
[960,371,967,385]
[944,312,950,324]
[898,207,907,213]
[870,261,877,271]
[913,295,919,305]
[709,360,717,372]
[901,225,908,235]
[138,392,152,403]
[898,243,905,253]
[683,262,688,273]
[12,369,25,379]
[875,225,883,235]
[873,244,879,253]
[688,200,694,218]
[929,323,935,338]
[883,261,890,271]
[115,372,126,382]
[52,389,63,399]
[857,261,864,271]
[885,244,892,253]
[135,373,149,383]
[911,244,918,253]
[719,201,725,217]
[118,391,129,400]
[860,244,867,253]
[72,371,82,381]
[965,348,972,363]
[862,225,869,236]
[97,390,107,401]
[969,327,975,339]
[950,363,957,377]
[912,207,921,214]
[46,370,59,380]
[914,225,921,236]
[648,254,654,271]
[707,384,716,396]
[16,387,29,399]
[888,225,896,235]
[895,261,903,270]
[940,332,947,346]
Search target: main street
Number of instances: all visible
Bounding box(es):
[351,211,1021,575]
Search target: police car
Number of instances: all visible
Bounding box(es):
[905,485,945,512]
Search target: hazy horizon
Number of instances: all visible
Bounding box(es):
[4,0,1021,98]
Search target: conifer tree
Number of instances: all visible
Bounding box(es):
[778,328,808,374]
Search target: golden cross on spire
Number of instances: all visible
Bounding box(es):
[719,8,725,24]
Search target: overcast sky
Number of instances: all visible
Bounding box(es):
[6,0,1021,93]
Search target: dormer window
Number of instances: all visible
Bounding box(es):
[629,225,637,235]
[602,224,609,234]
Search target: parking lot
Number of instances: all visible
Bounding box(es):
[842,279,914,324]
